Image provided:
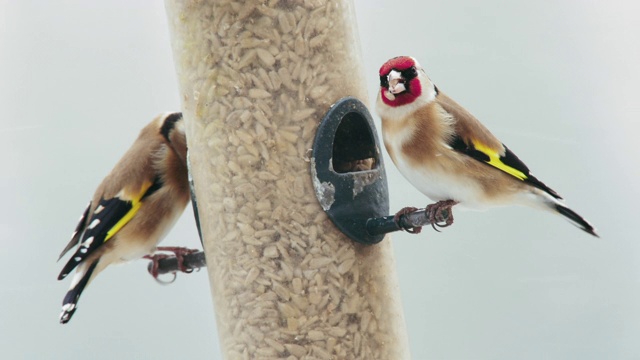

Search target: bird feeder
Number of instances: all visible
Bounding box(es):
[165,1,410,358]
[311,96,389,245]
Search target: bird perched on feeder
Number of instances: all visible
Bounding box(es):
[57,112,194,324]
[376,56,597,236]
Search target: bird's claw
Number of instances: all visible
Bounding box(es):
[144,247,199,283]
[393,206,422,234]
[426,200,457,231]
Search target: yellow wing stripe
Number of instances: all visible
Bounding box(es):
[104,181,152,241]
[472,141,528,180]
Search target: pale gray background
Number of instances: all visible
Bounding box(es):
[1,1,638,359]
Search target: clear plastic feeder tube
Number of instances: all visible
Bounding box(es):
[165,1,410,358]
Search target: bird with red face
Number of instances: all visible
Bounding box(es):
[376,56,597,236]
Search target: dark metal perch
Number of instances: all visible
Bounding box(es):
[366,207,452,236]
[147,207,450,277]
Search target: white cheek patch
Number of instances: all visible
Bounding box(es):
[377,96,425,121]
[423,82,437,103]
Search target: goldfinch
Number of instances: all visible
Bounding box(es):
[57,112,191,324]
[376,56,598,237]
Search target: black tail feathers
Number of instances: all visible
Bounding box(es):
[60,260,98,324]
[555,204,599,237]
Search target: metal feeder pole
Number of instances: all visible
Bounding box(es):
[165,1,410,358]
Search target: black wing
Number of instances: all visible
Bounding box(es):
[58,203,91,261]
[449,135,562,199]
[57,177,163,280]
[57,197,133,280]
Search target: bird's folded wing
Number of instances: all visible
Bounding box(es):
[57,178,161,280]
[449,135,561,199]
[58,203,91,261]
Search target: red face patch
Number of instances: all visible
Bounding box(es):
[379,56,422,107]
[380,78,421,107]
[378,56,416,76]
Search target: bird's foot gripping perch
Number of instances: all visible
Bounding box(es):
[144,246,201,283]
[426,200,458,231]
[391,200,458,234]
[393,207,423,234]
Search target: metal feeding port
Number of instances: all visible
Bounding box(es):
[311,97,390,244]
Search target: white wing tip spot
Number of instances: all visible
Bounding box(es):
[83,236,94,247]
[88,219,100,229]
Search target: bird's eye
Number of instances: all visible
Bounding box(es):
[401,66,417,80]
[380,75,389,88]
